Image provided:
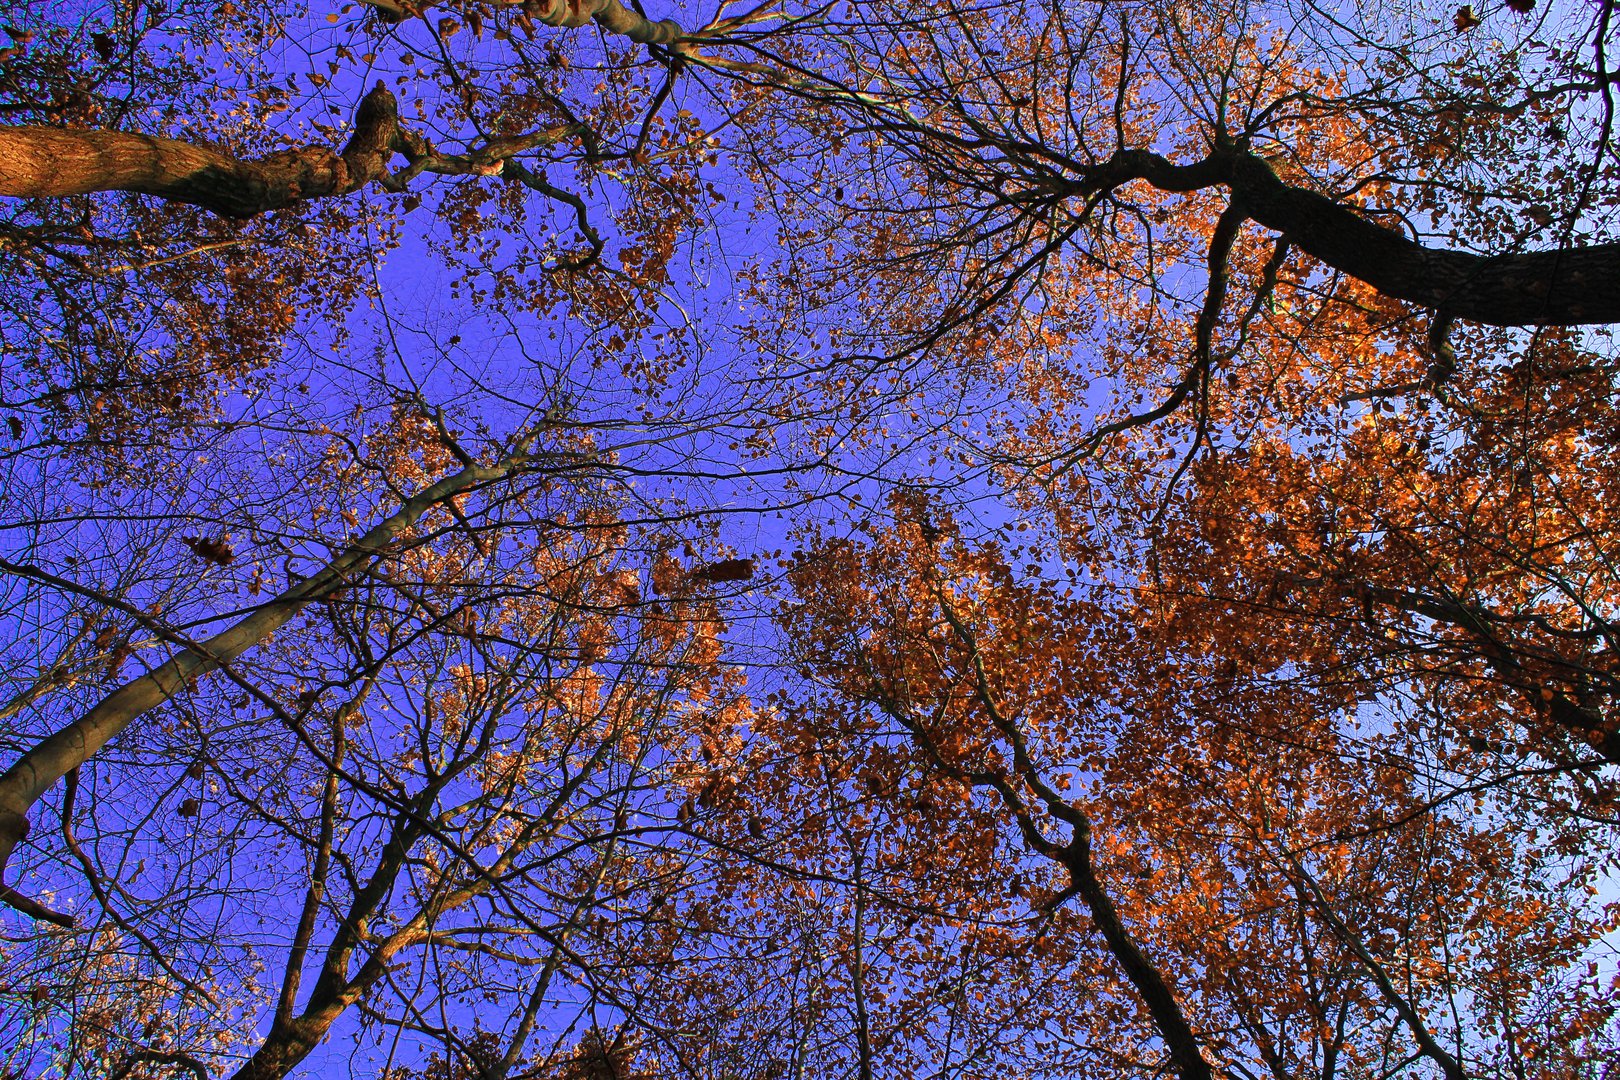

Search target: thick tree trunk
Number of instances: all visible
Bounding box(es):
[228,1021,333,1080]
[0,448,538,921]
[0,83,403,217]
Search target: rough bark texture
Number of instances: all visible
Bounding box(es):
[529,0,682,44]
[0,83,404,217]
[6,71,1614,328]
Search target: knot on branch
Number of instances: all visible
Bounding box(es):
[163,84,406,216]
[339,82,404,190]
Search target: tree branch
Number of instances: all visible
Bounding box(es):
[0,439,549,922]
[0,83,407,217]
[1076,147,1620,327]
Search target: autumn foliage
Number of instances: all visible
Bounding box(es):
[2,0,1619,1077]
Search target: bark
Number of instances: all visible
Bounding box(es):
[1358,581,1620,764]
[1077,147,1620,327]
[526,0,682,44]
[0,83,406,217]
[1059,823,1216,1080]
[677,52,1620,327]
[0,447,541,922]
[229,844,418,1080]
[929,592,1219,1080]
[361,0,683,44]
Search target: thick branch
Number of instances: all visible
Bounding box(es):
[1080,147,1620,326]
[0,442,544,920]
[0,83,406,217]
[0,84,586,219]
[1059,823,1216,1080]
[230,806,432,1080]
[1353,580,1620,764]
[528,0,681,44]
[361,0,683,44]
[927,588,1216,1080]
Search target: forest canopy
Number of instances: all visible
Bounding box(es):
[1,0,1619,1078]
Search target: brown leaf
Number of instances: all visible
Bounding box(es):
[181,534,235,566]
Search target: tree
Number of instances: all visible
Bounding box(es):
[0,1,779,1071]
[768,499,1616,1079]
[740,1,1619,1070]
[732,1,1620,1073]
[715,0,1620,762]
[4,0,1620,1077]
